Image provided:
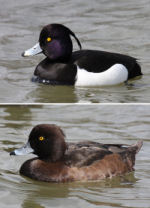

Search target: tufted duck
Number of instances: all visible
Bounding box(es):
[10,124,143,182]
[22,24,142,86]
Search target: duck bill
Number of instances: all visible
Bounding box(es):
[22,42,42,57]
[10,141,34,156]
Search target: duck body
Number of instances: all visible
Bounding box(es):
[23,24,142,86]
[33,49,141,86]
[19,152,134,182]
[10,124,143,183]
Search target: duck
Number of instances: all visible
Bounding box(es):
[22,23,142,86]
[10,124,143,182]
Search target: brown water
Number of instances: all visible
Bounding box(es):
[0,0,150,103]
[0,105,150,208]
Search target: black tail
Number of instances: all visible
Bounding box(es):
[128,61,142,79]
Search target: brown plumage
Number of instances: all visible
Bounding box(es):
[10,124,143,183]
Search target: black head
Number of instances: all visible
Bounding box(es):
[39,23,82,61]
[28,124,67,161]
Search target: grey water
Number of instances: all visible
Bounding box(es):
[0,0,150,103]
[0,105,150,208]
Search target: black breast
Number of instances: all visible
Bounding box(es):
[34,58,77,85]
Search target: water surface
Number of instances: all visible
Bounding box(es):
[0,0,150,103]
[0,105,150,207]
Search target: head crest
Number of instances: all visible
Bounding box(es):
[67,28,82,50]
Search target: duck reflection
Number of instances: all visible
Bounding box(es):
[21,173,137,208]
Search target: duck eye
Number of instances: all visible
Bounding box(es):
[47,37,52,42]
[39,136,45,141]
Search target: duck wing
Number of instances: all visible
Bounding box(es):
[71,50,142,79]
[65,141,143,168]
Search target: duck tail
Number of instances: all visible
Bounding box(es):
[135,62,143,76]
[130,140,143,154]
[120,140,143,170]
[129,61,142,79]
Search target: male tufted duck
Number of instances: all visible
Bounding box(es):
[22,24,142,86]
[10,124,143,182]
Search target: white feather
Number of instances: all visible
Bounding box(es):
[75,64,128,86]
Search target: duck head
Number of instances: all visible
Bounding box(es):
[22,24,82,62]
[10,124,67,162]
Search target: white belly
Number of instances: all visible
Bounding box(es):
[75,64,128,86]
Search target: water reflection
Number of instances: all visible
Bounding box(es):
[24,79,147,103]
[20,173,137,208]
[27,85,77,103]
[3,106,34,129]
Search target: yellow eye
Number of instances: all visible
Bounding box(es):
[39,136,44,141]
[47,37,52,42]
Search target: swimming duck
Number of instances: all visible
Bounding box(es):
[22,24,142,86]
[10,124,143,182]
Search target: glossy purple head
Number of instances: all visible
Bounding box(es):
[22,23,82,62]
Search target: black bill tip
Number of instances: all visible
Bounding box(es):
[10,151,16,156]
[21,52,25,57]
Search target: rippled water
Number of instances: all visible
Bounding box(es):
[0,105,149,208]
[0,0,150,103]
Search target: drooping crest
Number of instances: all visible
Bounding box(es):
[67,27,82,50]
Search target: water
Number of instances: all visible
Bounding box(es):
[0,0,150,103]
[0,0,150,207]
[0,104,150,208]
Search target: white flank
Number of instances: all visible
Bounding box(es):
[75,64,128,86]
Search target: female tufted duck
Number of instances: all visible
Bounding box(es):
[10,124,143,182]
[22,24,142,86]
